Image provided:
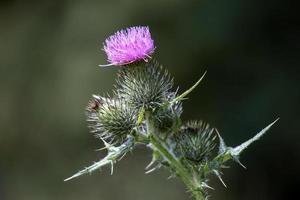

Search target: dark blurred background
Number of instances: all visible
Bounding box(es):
[0,0,299,200]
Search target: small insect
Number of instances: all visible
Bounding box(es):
[88,95,102,111]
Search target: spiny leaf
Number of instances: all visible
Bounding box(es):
[169,71,206,105]
[231,118,279,156]
[64,136,134,181]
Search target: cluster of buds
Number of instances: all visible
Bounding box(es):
[65,26,278,200]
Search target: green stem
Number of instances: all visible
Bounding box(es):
[145,113,205,200]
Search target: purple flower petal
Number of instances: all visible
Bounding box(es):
[101,26,155,66]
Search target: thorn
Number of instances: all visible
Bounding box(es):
[201,182,215,190]
[145,157,156,170]
[213,170,227,188]
[118,153,127,161]
[232,156,247,169]
[98,63,114,67]
[92,94,101,101]
[100,138,111,149]
[215,129,227,154]
[110,161,114,175]
[218,176,227,188]
[95,146,109,151]
[167,174,176,179]
[64,174,77,182]
[99,60,135,67]
[220,165,230,169]
[145,164,161,174]
[145,167,157,174]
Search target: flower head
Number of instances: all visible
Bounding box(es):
[86,95,136,144]
[116,60,173,110]
[101,26,155,66]
[174,121,216,163]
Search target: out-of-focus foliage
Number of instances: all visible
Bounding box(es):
[0,0,299,200]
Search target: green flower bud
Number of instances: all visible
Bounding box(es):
[153,93,182,133]
[174,121,216,163]
[116,59,173,111]
[86,95,136,144]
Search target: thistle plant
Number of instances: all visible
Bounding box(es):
[65,26,278,200]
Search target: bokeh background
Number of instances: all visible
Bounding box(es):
[0,0,299,200]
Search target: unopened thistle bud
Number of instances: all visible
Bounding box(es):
[116,59,173,111]
[86,95,136,144]
[174,121,216,163]
[153,93,183,132]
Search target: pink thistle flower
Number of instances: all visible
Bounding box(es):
[100,26,155,66]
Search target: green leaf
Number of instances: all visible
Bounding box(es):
[205,118,279,174]
[64,136,134,181]
[169,71,206,105]
[231,118,279,157]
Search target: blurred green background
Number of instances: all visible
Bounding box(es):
[0,0,299,200]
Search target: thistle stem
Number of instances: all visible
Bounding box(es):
[145,113,205,200]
